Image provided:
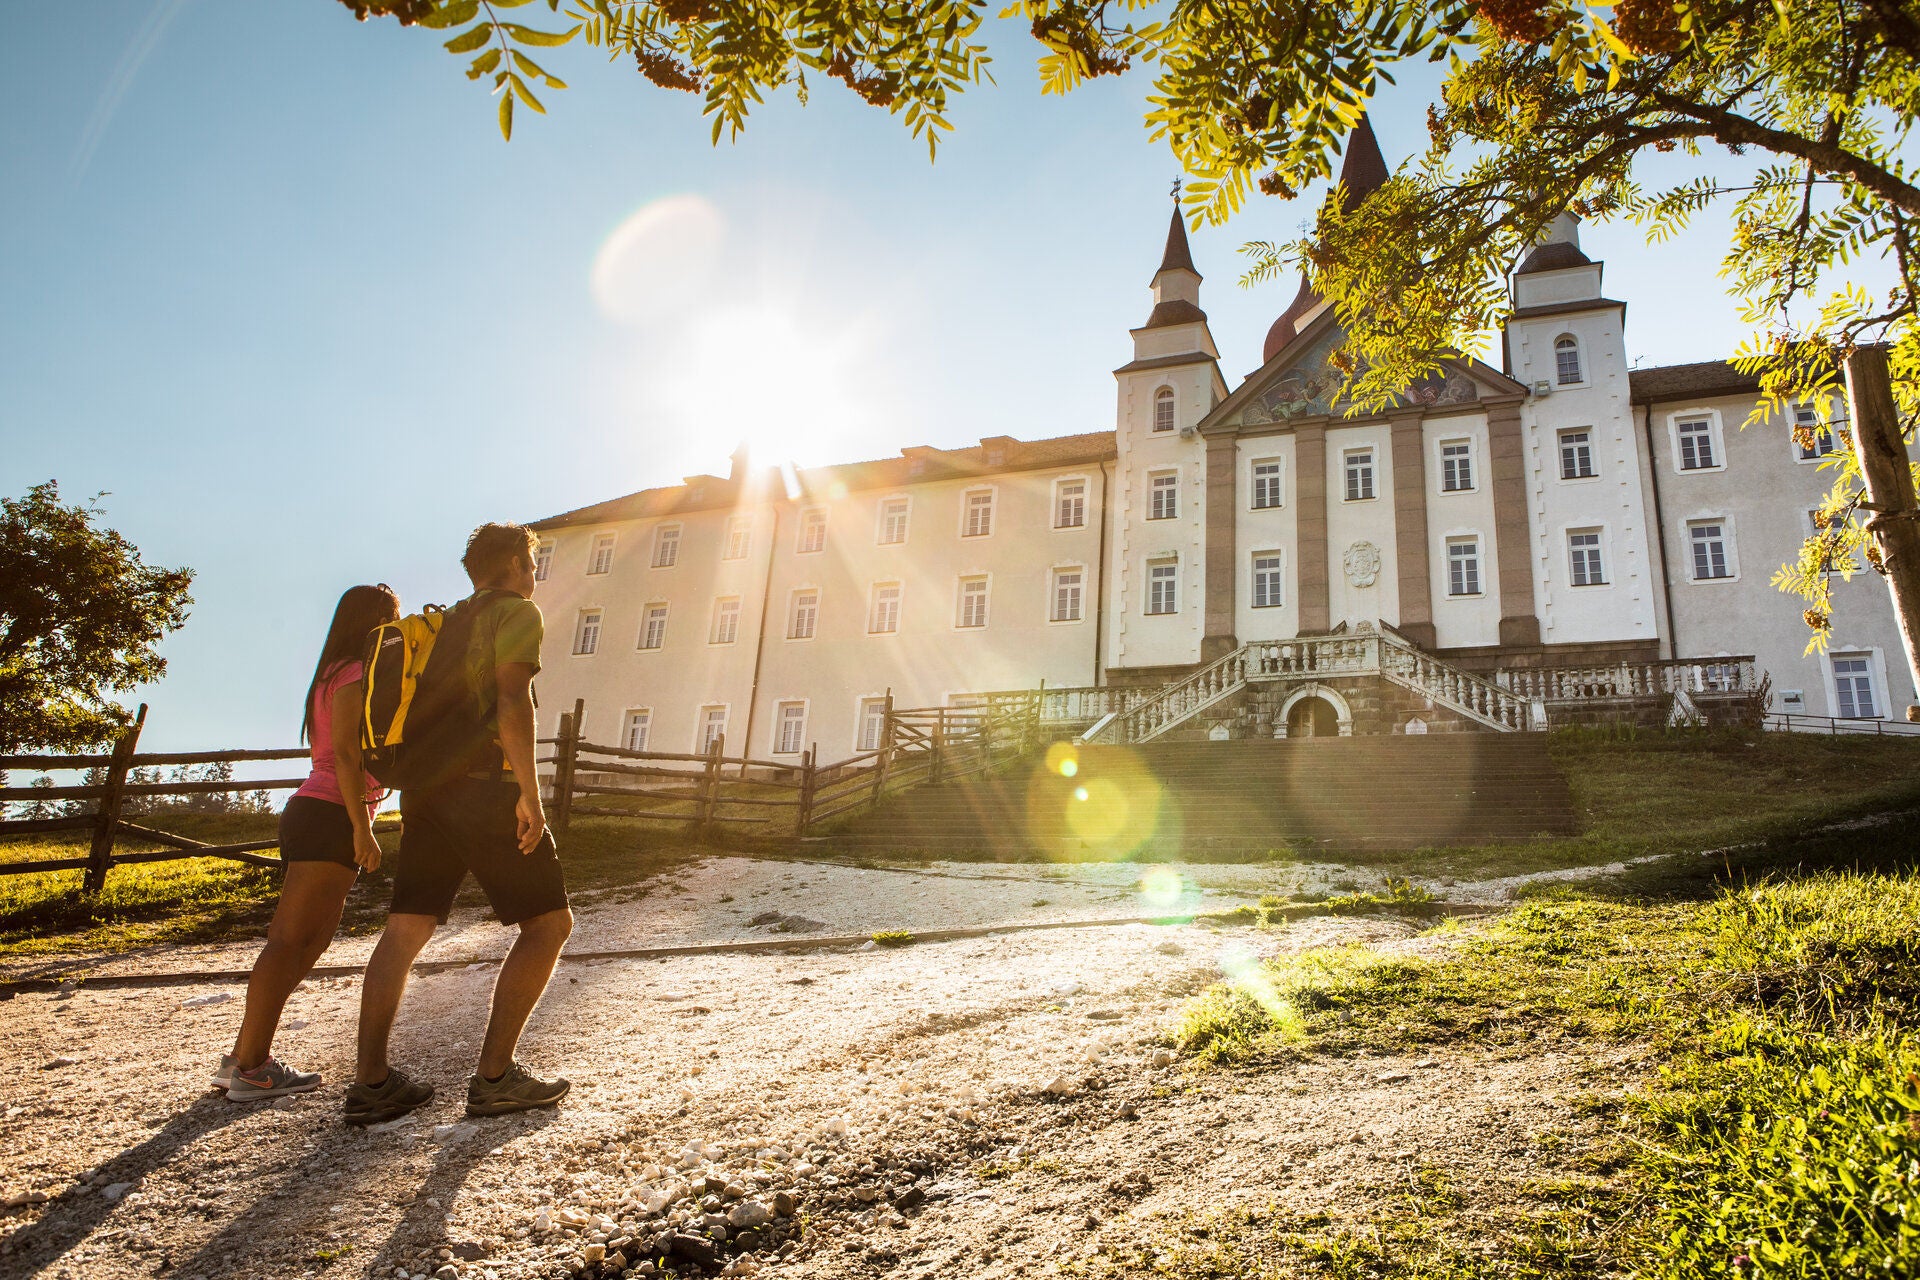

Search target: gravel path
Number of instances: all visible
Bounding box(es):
[0,857,1638,1280]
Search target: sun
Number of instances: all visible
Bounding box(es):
[672,300,872,468]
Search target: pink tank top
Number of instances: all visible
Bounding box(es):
[292,660,379,812]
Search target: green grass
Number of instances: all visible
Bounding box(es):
[0,813,723,959]
[1120,816,1920,1279]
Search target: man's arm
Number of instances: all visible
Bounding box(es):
[495,660,545,853]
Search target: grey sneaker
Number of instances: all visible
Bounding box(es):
[466,1062,570,1117]
[211,1054,237,1091]
[343,1067,435,1127]
[226,1056,321,1102]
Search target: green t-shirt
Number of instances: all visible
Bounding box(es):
[463,592,543,774]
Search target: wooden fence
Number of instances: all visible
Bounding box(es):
[0,693,1045,894]
[543,693,1044,841]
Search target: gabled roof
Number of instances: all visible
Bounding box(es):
[1259,115,1391,364]
[529,431,1119,531]
[1628,359,1759,402]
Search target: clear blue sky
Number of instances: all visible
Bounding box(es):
[1,1,1793,753]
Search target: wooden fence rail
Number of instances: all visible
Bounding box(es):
[1,692,1048,892]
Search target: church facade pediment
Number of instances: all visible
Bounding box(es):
[1206,315,1520,433]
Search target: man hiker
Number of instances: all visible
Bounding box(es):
[345,522,574,1125]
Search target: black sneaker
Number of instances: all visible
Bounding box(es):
[465,1062,570,1117]
[343,1067,435,1127]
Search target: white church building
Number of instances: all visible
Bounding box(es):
[527,126,1916,759]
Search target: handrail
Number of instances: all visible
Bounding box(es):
[1764,711,1920,737]
[1497,655,1761,701]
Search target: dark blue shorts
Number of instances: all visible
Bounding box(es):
[388,778,567,926]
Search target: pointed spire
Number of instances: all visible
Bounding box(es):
[1336,114,1389,212]
[1158,204,1197,277]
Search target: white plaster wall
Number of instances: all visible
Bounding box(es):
[1422,411,1501,648]
[752,466,1106,757]
[531,505,771,759]
[1234,435,1300,641]
[1108,365,1210,670]
[1651,392,1920,717]
[1513,263,1604,310]
[1323,421,1399,629]
[1508,300,1661,648]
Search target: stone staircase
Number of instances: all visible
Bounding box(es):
[820,734,1577,856]
[1082,629,1536,744]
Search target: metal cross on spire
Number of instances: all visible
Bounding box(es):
[1170,175,1182,202]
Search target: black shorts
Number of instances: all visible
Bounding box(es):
[389,778,568,926]
[279,795,359,872]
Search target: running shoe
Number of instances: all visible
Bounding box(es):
[211,1054,237,1091]
[226,1056,322,1102]
[465,1062,570,1117]
[342,1067,435,1127]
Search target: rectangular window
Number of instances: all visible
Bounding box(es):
[1795,404,1838,459]
[723,515,751,561]
[858,697,889,752]
[878,498,910,545]
[1677,417,1717,470]
[1251,459,1283,509]
[1447,539,1481,597]
[1440,440,1473,492]
[1833,654,1879,719]
[962,489,994,538]
[622,709,651,753]
[776,702,808,755]
[788,589,818,640]
[573,609,602,655]
[1051,568,1083,622]
[652,523,681,568]
[1147,559,1178,615]
[1054,479,1086,529]
[534,541,554,582]
[638,603,668,650]
[1344,449,1375,501]
[798,508,827,554]
[957,576,989,628]
[710,597,741,645]
[699,706,728,755]
[587,533,616,576]
[869,582,901,634]
[1148,471,1179,520]
[1567,529,1606,586]
[1252,551,1284,608]
[1559,429,1595,479]
[1688,521,1732,580]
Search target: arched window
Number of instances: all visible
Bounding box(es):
[1554,334,1583,385]
[1153,386,1176,432]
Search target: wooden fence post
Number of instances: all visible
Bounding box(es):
[796,746,816,836]
[694,734,722,840]
[931,711,946,785]
[551,698,584,836]
[871,691,895,811]
[82,704,147,897]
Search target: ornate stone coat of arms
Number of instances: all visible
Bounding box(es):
[1344,540,1382,588]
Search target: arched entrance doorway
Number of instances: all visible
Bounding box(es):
[1286,695,1340,738]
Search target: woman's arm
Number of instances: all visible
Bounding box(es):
[328,677,382,872]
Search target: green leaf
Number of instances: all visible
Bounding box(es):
[498,89,514,141]
[510,72,547,114]
[444,23,492,54]
[503,22,578,46]
[466,47,502,80]
[417,1,479,30]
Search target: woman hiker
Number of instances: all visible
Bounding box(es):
[213,583,400,1100]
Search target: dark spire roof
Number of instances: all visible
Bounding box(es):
[1262,276,1322,363]
[1516,239,1593,274]
[1157,205,1197,277]
[1337,114,1389,211]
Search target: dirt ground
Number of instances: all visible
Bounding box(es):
[0,856,1641,1280]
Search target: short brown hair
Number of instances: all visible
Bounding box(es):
[463,522,538,585]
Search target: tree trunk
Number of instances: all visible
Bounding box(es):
[1845,346,1920,719]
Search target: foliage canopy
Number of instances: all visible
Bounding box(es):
[0,483,193,752]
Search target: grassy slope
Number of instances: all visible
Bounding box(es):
[1109,812,1920,1280]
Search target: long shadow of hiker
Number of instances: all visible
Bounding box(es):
[2,1093,251,1274]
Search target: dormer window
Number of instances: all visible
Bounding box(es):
[1153,386,1176,432]
[1554,334,1583,385]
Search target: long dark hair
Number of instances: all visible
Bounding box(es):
[302,584,402,744]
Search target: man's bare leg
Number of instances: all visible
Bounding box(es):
[355,912,438,1086]
[475,907,572,1079]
